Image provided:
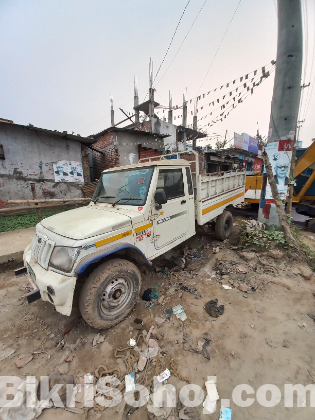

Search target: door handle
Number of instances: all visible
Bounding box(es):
[181,200,186,204]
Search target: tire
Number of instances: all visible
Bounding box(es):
[79,258,141,330]
[309,218,315,233]
[215,211,233,241]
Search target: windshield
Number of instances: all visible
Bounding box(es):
[92,167,154,206]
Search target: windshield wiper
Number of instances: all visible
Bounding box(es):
[93,195,115,204]
[112,197,142,207]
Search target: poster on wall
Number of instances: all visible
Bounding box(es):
[234,132,243,149]
[264,140,293,203]
[53,160,84,183]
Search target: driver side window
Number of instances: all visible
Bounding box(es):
[157,169,184,200]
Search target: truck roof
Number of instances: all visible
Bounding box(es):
[102,158,191,173]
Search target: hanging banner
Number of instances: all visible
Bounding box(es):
[53,160,84,183]
[265,140,293,203]
[248,136,259,154]
[234,132,243,149]
[242,133,249,151]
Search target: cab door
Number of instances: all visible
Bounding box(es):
[153,167,189,249]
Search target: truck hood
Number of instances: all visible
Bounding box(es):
[40,206,132,240]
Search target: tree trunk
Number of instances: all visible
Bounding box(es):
[263,150,297,246]
[286,138,297,216]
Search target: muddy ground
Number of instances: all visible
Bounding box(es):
[0,220,315,419]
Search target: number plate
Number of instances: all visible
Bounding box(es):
[27,263,36,282]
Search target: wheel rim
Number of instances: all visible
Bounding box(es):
[99,276,134,317]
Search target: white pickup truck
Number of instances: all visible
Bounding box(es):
[23,151,245,329]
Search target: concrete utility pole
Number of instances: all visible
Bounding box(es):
[134,77,139,124]
[168,91,173,124]
[182,92,187,150]
[258,0,303,224]
[148,59,155,118]
[110,95,114,127]
[192,100,198,150]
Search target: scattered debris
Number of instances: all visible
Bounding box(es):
[238,284,248,292]
[244,219,264,232]
[167,285,176,295]
[237,265,247,274]
[165,308,173,320]
[92,333,105,347]
[129,338,136,346]
[142,288,153,301]
[180,285,201,299]
[220,407,232,420]
[158,295,165,304]
[125,373,135,392]
[134,318,143,329]
[222,285,232,290]
[204,299,224,318]
[15,354,33,368]
[203,379,219,413]
[267,250,284,259]
[213,247,220,254]
[202,338,211,360]
[150,286,159,300]
[157,368,171,382]
[145,301,155,309]
[172,305,187,321]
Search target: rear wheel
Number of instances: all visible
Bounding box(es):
[79,258,141,330]
[215,211,233,241]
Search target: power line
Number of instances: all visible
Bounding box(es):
[154,0,209,87]
[196,0,243,97]
[153,0,191,83]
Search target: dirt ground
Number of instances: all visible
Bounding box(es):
[0,221,315,419]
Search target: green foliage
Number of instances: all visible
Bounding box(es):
[0,208,75,232]
[239,224,292,249]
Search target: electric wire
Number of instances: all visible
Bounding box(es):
[153,0,191,83]
[154,0,209,87]
[195,0,242,97]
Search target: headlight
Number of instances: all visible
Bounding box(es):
[49,247,80,273]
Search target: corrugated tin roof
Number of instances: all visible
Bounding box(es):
[92,126,169,140]
[0,121,96,144]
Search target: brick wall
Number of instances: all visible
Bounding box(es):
[179,152,205,174]
[92,132,119,170]
[139,145,162,161]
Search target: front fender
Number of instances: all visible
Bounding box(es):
[75,243,152,274]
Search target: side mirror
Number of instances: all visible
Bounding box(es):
[155,189,167,210]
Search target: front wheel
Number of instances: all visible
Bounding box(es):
[79,258,141,330]
[215,211,233,241]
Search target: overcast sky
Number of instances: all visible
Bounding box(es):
[0,0,314,147]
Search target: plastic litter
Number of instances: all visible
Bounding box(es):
[204,299,224,318]
[165,308,173,320]
[203,379,219,414]
[167,285,176,295]
[222,285,232,290]
[180,285,201,299]
[149,285,159,300]
[220,407,232,420]
[142,288,152,301]
[145,302,155,309]
[125,373,135,392]
[212,247,220,254]
[157,368,171,382]
[129,338,136,346]
[172,305,187,321]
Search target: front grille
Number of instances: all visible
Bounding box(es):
[31,232,55,269]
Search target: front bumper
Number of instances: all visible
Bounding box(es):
[23,246,77,316]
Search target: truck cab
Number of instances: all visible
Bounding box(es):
[24,152,245,329]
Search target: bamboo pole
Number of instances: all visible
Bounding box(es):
[30,183,42,222]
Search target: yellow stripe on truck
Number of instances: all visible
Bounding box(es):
[202,192,244,215]
[95,230,133,248]
[134,222,153,233]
